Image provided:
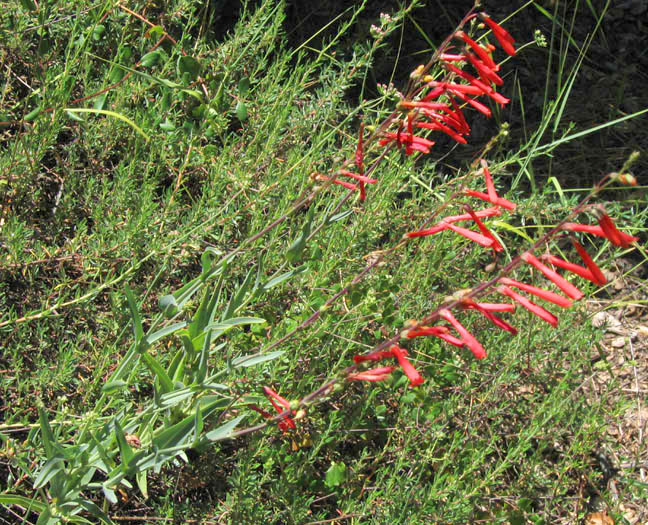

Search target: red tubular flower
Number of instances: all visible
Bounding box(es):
[594,208,637,248]
[465,206,503,252]
[443,221,494,248]
[379,132,435,155]
[465,159,517,210]
[416,120,468,144]
[561,223,638,246]
[427,81,485,96]
[405,326,464,347]
[405,325,465,347]
[250,404,294,432]
[348,366,396,382]
[249,404,273,420]
[448,96,471,134]
[353,349,408,364]
[570,238,607,285]
[445,207,502,223]
[540,254,600,284]
[461,298,517,334]
[432,330,466,347]
[418,108,467,134]
[481,159,498,202]
[464,189,516,210]
[390,345,424,387]
[406,223,448,238]
[521,252,584,300]
[318,174,365,199]
[260,386,297,432]
[463,302,515,312]
[445,63,510,106]
[455,31,499,71]
[355,123,366,201]
[355,123,364,173]
[263,386,291,410]
[439,309,487,359]
[337,170,377,184]
[497,286,558,327]
[262,386,296,430]
[498,277,572,308]
[439,53,468,62]
[406,324,449,337]
[450,90,492,117]
[406,207,501,238]
[423,85,449,101]
[465,51,504,86]
[399,100,452,112]
[479,13,516,56]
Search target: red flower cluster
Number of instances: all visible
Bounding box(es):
[381,13,516,156]
[407,159,511,254]
[319,124,377,202]
[362,170,637,380]
[394,196,638,368]
[250,386,296,431]
[323,14,517,202]
[350,345,424,387]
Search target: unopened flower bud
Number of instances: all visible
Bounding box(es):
[610,172,637,186]
[410,65,425,79]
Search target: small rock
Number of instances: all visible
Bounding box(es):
[585,511,614,525]
[636,325,648,339]
[592,311,621,329]
[611,337,626,348]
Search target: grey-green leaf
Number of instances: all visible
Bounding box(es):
[235,101,248,122]
[231,350,284,368]
[177,56,201,81]
[204,414,245,442]
[325,461,347,488]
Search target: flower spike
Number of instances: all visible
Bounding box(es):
[355,123,366,201]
